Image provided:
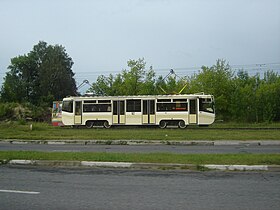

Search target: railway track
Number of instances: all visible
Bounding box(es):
[65,125,280,130]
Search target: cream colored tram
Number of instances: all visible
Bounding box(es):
[61,94,215,128]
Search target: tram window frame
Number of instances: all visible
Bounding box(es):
[62,101,73,113]
[126,99,141,112]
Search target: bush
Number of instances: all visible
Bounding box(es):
[0,103,18,120]
[0,103,51,122]
[26,104,51,122]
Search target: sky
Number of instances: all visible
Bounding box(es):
[1,0,280,92]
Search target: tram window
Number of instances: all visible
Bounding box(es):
[120,101,125,114]
[199,99,214,113]
[62,101,73,113]
[83,104,111,112]
[113,101,118,115]
[173,99,187,102]
[143,101,148,114]
[98,100,111,103]
[84,100,96,104]
[75,101,82,115]
[189,100,197,114]
[126,100,141,112]
[175,102,188,111]
[143,100,155,114]
[157,103,173,111]
[113,101,125,115]
[150,100,155,114]
[157,99,171,102]
[157,102,187,112]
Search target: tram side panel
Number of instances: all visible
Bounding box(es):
[61,100,75,126]
[61,95,215,127]
[82,101,113,126]
[155,111,188,125]
[155,99,189,125]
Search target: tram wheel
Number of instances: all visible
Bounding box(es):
[159,121,167,129]
[178,120,186,129]
[85,121,94,128]
[103,121,111,129]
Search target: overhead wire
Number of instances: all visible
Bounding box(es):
[1,62,280,88]
[74,62,280,80]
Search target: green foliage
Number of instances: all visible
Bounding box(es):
[0,41,77,106]
[0,103,17,120]
[0,103,31,121]
[88,58,157,95]
[0,102,50,122]
[188,59,234,120]
[230,70,280,122]
[156,75,187,95]
[87,58,280,123]
[1,151,280,165]
[1,122,279,140]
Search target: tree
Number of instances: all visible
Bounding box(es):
[140,66,157,95]
[230,70,258,122]
[1,41,77,106]
[189,59,234,120]
[122,58,147,95]
[88,58,157,96]
[256,71,280,122]
[230,70,280,122]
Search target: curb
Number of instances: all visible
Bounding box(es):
[204,164,268,171]
[1,139,280,146]
[2,159,280,171]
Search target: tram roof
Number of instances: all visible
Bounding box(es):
[63,93,213,100]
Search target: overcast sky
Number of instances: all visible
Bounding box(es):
[1,0,280,90]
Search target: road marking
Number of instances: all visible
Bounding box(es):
[0,189,40,195]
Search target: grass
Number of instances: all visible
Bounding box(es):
[0,151,279,165]
[0,121,280,140]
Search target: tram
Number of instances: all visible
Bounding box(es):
[61,93,215,128]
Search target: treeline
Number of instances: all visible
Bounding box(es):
[89,58,280,123]
[0,41,279,123]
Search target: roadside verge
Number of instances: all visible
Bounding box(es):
[2,159,280,172]
[1,139,280,146]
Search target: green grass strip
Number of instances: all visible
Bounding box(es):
[0,151,279,165]
[0,122,280,140]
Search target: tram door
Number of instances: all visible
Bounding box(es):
[143,100,155,124]
[189,99,198,124]
[113,100,125,124]
[74,101,82,124]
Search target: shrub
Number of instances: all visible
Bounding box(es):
[0,103,18,120]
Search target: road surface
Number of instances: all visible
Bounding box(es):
[0,142,279,154]
[0,166,280,210]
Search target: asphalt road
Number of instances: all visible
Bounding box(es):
[1,166,280,210]
[0,142,280,154]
